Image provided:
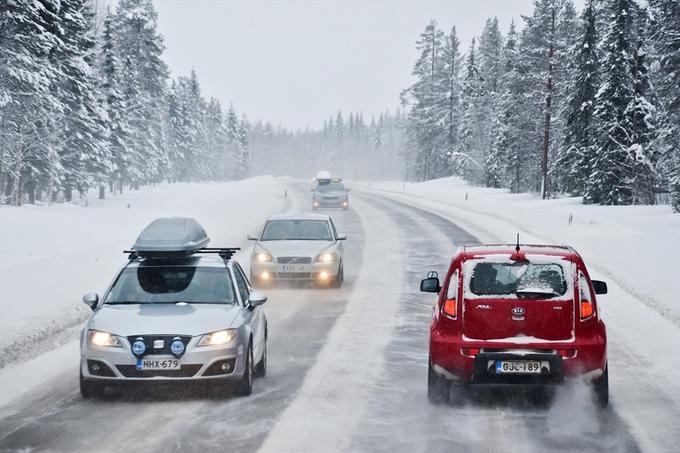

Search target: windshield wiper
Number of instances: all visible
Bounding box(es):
[515,289,560,299]
[105,301,143,305]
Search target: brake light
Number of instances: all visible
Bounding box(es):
[461,348,479,357]
[580,299,594,319]
[443,299,457,318]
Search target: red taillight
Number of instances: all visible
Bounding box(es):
[461,348,480,357]
[443,299,457,318]
[580,300,594,319]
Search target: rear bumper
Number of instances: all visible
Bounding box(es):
[430,334,606,384]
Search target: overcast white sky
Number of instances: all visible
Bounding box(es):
[153,0,585,130]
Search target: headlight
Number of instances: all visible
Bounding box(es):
[254,250,272,262]
[316,252,337,263]
[88,330,122,348]
[197,329,237,347]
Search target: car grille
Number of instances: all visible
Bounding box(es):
[126,334,192,356]
[117,365,202,378]
[277,272,312,279]
[277,257,312,264]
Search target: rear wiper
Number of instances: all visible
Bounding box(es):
[515,289,559,299]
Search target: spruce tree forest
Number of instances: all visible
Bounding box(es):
[1,0,679,212]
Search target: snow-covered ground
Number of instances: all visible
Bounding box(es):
[0,176,287,368]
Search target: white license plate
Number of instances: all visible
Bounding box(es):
[282,265,305,272]
[137,358,181,371]
[495,361,542,374]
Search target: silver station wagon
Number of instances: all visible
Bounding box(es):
[79,217,268,397]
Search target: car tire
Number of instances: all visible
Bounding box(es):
[427,361,450,404]
[235,342,254,396]
[254,335,267,378]
[80,371,103,399]
[331,264,344,288]
[593,363,609,408]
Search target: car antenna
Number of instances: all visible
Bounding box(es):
[515,233,520,253]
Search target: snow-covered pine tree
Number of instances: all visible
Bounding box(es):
[238,115,251,179]
[99,13,130,195]
[53,0,109,201]
[587,0,639,205]
[519,0,577,197]
[440,26,463,177]
[0,0,62,205]
[456,38,487,183]
[478,18,505,187]
[557,0,600,196]
[648,0,680,211]
[401,20,446,181]
[114,0,169,188]
[491,21,523,192]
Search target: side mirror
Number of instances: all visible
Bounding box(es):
[337,234,347,241]
[346,188,351,192]
[248,291,267,307]
[420,278,441,293]
[82,292,99,310]
[247,233,258,241]
[592,280,608,295]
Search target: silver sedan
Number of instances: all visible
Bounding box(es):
[249,213,347,287]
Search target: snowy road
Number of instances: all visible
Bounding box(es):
[0,183,672,452]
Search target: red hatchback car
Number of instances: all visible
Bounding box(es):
[421,244,609,406]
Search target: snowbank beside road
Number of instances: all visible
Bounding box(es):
[357,177,680,327]
[0,176,287,367]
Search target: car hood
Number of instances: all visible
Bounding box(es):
[89,303,242,337]
[258,240,335,258]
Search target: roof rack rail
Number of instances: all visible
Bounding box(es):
[124,247,241,261]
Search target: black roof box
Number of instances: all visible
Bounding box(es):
[132,217,209,256]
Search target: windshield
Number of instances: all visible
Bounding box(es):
[315,182,345,193]
[469,261,567,297]
[260,219,332,241]
[105,266,236,304]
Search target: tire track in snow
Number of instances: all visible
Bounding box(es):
[257,195,404,453]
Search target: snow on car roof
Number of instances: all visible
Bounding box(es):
[267,213,331,221]
[132,217,210,255]
[463,244,576,257]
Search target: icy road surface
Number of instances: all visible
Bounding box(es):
[0,182,675,452]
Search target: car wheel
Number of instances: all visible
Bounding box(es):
[427,361,450,404]
[235,342,254,396]
[254,335,267,378]
[593,363,609,408]
[331,264,344,288]
[80,370,103,399]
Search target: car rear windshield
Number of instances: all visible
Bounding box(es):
[315,182,345,193]
[469,261,568,297]
[260,219,332,241]
[105,266,236,304]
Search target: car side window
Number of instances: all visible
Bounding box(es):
[329,219,338,240]
[446,270,459,300]
[232,265,250,305]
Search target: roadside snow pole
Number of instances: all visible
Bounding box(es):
[465,192,468,201]
[568,213,573,225]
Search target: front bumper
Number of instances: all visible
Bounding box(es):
[313,198,349,209]
[251,260,340,281]
[81,337,246,383]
